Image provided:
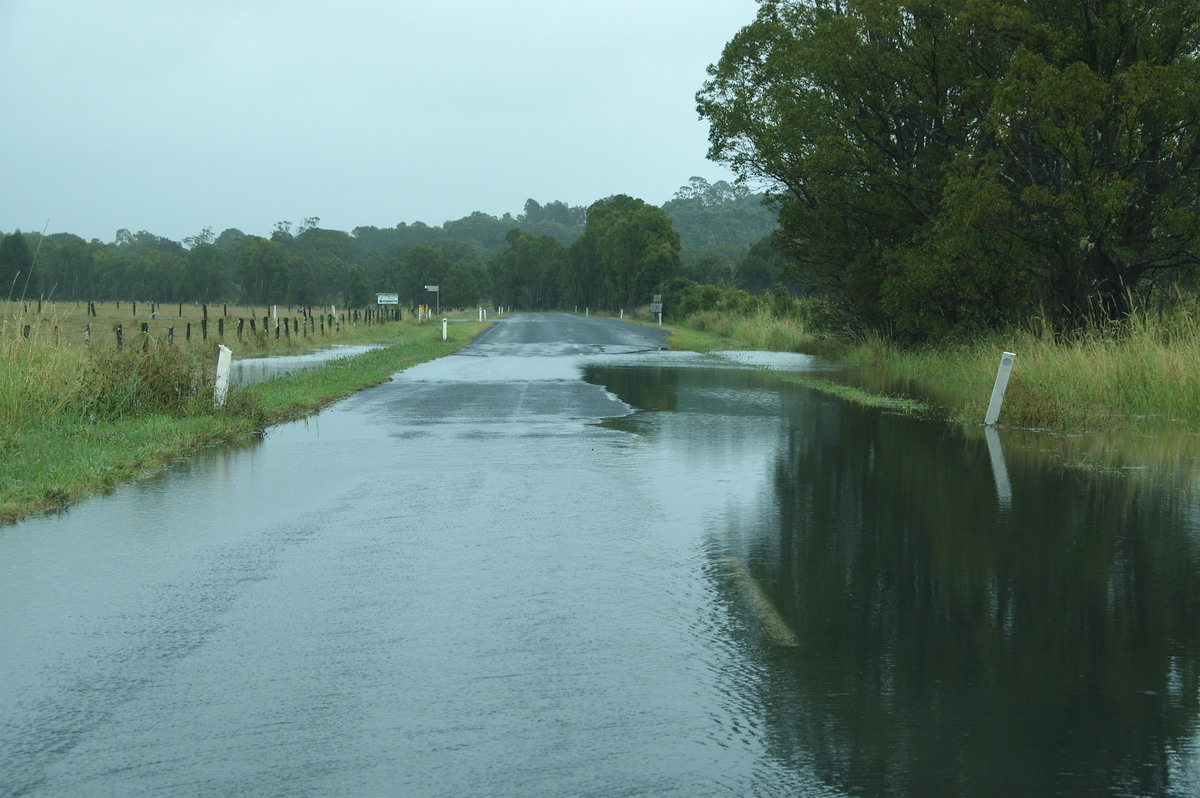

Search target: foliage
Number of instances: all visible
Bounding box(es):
[569,195,682,309]
[490,229,569,310]
[663,178,777,246]
[698,0,1200,338]
[0,321,488,524]
[0,190,771,310]
[78,341,211,421]
[0,231,34,300]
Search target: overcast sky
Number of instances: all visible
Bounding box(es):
[2,0,757,244]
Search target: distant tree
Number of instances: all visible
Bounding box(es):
[284,256,318,306]
[343,263,374,308]
[739,236,788,295]
[236,237,289,305]
[387,245,449,308]
[352,222,442,257]
[441,264,481,308]
[182,226,215,250]
[490,229,568,309]
[43,236,94,300]
[0,231,34,299]
[271,221,294,244]
[570,195,681,309]
[179,244,231,303]
[214,228,249,263]
[441,211,511,252]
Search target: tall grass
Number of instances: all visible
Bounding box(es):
[0,331,84,431]
[842,303,1200,428]
[682,307,821,352]
[673,297,1200,430]
[1,316,488,524]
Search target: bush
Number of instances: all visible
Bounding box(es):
[78,340,212,421]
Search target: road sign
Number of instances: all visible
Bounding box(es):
[376,293,398,305]
[650,303,663,313]
[425,285,439,292]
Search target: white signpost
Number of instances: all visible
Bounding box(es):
[213,345,232,409]
[650,295,664,325]
[425,285,440,315]
[984,352,1017,426]
[376,293,398,305]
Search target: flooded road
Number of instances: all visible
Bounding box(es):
[2,313,1198,796]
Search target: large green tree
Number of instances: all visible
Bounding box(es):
[699,0,1200,337]
[490,229,568,310]
[569,195,681,310]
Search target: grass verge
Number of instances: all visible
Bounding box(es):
[0,320,486,525]
[662,302,1200,432]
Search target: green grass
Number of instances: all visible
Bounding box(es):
[0,320,487,524]
[665,300,1200,431]
[847,307,1200,429]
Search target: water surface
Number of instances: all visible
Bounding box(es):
[1,332,1197,796]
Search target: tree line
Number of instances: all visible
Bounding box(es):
[1,181,779,313]
[698,0,1200,339]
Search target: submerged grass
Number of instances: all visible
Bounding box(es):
[666,299,1200,432]
[0,318,486,524]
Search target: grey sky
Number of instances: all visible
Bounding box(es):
[2,0,756,244]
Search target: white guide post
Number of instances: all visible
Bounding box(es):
[442,318,447,341]
[984,352,1017,426]
[213,344,233,408]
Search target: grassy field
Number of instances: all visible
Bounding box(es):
[1,304,487,525]
[0,299,401,356]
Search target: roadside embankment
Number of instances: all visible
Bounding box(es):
[661,304,1200,432]
[0,318,488,525]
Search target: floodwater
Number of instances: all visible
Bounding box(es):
[229,344,381,385]
[1,315,1198,796]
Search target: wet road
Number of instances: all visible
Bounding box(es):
[0,313,829,796]
[5,312,1199,797]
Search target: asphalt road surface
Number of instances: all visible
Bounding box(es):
[1,313,824,797]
